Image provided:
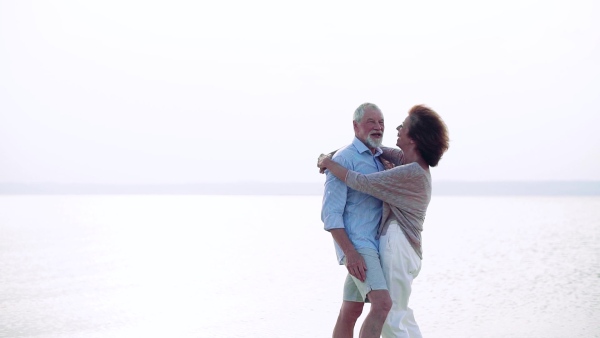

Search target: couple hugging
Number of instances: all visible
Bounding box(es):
[318,102,449,338]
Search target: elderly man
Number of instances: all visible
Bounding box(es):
[321,102,391,338]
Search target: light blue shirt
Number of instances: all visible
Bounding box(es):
[321,137,384,264]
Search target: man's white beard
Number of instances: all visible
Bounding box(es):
[365,135,382,148]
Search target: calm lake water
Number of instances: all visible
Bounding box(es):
[0,195,599,338]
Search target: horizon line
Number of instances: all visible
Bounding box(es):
[1,181,599,196]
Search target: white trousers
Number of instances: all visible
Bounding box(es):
[380,222,423,338]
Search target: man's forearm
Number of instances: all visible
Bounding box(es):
[329,228,357,256]
[329,228,366,281]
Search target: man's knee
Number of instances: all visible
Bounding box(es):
[368,290,392,314]
[339,301,364,321]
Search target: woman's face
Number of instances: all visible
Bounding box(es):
[396,115,412,150]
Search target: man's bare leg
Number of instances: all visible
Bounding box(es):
[333,301,364,338]
[358,290,392,338]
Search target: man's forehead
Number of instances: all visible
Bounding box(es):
[363,108,384,119]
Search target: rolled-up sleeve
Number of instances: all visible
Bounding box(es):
[321,156,350,231]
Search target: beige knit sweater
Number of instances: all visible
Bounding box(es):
[345,147,431,259]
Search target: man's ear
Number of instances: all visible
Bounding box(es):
[352,120,358,131]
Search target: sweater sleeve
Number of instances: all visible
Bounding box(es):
[345,164,419,206]
[380,147,405,166]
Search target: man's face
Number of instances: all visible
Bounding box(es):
[354,108,384,149]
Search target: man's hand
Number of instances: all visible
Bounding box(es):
[344,249,367,282]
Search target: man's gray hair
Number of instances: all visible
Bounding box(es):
[353,103,381,123]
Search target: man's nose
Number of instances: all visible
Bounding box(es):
[374,122,383,130]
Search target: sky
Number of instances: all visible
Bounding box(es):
[1,0,599,185]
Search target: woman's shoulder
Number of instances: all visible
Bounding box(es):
[392,162,425,173]
[387,162,430,182]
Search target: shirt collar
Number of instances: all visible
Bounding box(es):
[352,137,383,157]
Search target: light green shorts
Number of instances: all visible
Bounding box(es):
[342,247,388,303]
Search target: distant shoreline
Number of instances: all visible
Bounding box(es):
[1,181,600,196]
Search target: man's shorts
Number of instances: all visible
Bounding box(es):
[342,247,388,302]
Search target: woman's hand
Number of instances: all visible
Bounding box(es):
[317,153,332,174]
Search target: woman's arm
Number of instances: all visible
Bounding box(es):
[319,152,422,206]
[317,154,423,206]
[345,166,423,207]
[380,147,405,166]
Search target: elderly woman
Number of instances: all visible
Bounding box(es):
[318,104,449,338]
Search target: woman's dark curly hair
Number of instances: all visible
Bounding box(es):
[407,105,449,167]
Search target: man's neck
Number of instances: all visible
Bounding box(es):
[355,137,379,154]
